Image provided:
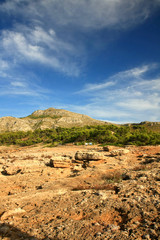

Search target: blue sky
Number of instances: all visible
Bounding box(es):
[0,0,160,123]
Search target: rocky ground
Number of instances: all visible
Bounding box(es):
[0,144,159,240]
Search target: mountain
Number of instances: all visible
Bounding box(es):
[0,108,107,132]
[1,108,159,133]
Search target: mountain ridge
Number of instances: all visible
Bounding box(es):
[0,108,159,133]
[0,108,107,132]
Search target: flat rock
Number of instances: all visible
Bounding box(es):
[75,151,104,161]
[110,149,130,156]
[50,156,72,168]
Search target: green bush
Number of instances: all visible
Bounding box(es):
[0,124,159,146]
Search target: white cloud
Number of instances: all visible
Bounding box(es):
[77,64,160,95]
[117,99,159,111]
[0,0,159,77]
[136,78,160,91]
[0,61,49,98]
[79,64,156,93]
[129,65,151,78]
[0,1,160,122]
[0,81,48,97]
[77,81,116,93]
[0,59,9,70]
[1,27,79,76]
[74,64,160,122]
[0,59,10,78]
[119,65,150,79]
[10,81,27,88]
[29,26,75,54]
[1,0,158,30]
[0,83,48,97]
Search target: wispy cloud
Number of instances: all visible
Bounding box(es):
[0,0,160,121]
[0,0,159,77]
[10,81,27,88]
[117,98,159,111]
[0,59,9,70]
[77,81,116,93]
[1,26,80,76]
[0,64,49,97]
[79,64,158,93]
[0,81,48,97]
[72,64,160,123]
[1,0,159,30]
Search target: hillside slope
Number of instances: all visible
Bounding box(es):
[0,108,106,132]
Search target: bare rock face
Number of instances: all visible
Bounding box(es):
[75,151,104,161]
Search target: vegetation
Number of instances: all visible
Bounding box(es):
[0,124,160,146]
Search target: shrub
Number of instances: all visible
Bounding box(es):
[0,124,159,146]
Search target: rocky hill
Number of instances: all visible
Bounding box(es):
[0,108,159,133]
[0,108,106,132]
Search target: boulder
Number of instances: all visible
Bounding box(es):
[103,146,110,151]
[75,151,104,161]
[103,146,115,152]
[50,156,72,168]
[110,149,130,156]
